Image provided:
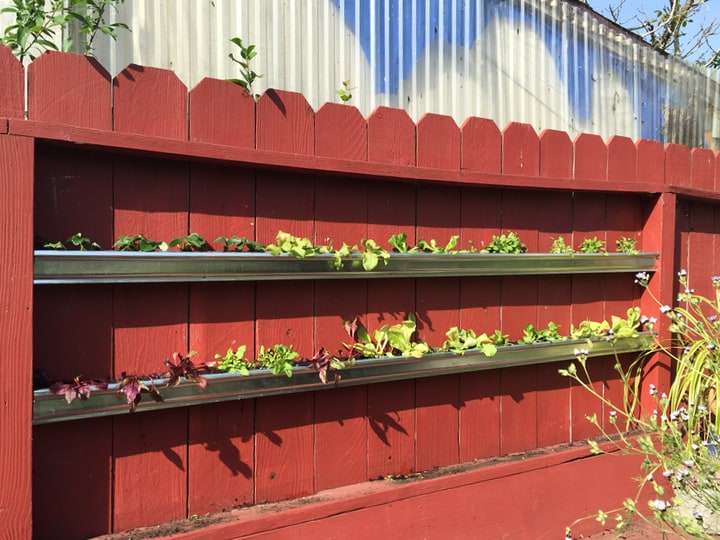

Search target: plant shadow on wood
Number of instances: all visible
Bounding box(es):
[368,410,408,446]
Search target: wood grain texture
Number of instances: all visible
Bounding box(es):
[315,103,367,161]
[460,117,501,174]
[415,375,460,470]
[573,133,607,181]
[113,64,188,139]
[502,122,539,177]
[188,401,255,514]
[0,45,24,118]
[189,78,255,147]
[256,89,314,154]
[0,135,33,540]
[536,361,571,447]
[607,135,637,183]
[665,143,692,187]
[636,139,666,185]
[539,129,572,179]
[113,409,188,531]
[367,107,415,166]
[500,364,538,455]
[459,370,501,460]
[255,393,314,502]
[33,420,112,538]
[28,52,112,129]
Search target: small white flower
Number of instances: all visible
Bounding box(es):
[662,469,674,477]
[661,305,672,313]
[678,269,688,277]
[649,384,657,396]
[652,499,669,511]
[649,317,657,325]
[684,460,695,467]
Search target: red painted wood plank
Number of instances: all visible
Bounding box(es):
[539,129,572,179]
[367,380,416,479]
[0,135,33,540]
[417,113,460,169]
[573,133,607,181]
[34,145,114,248]
[459,370,500,460]
[605,193,643,318]
[113,409,188,531]
[502,122,539,176]
[367,107,415,166]
[570,357,605,442]
[636,139,665,185]
[34,285,113,379]
[254,393,314,502]
[188,401,255,514]
[536,361,571,447]
[687,202,715,299]
[500,365,538,454]
[33,420,112,538]
[256,90,314,154]
[461,117,501,174]
[691,148,715,192]
[315,103,367,161]
[0,45,24,118]
[415,375,459,470]
[665,143,691,187]
[189,78,255,147]
[113,65,188,139]
[314,385,368,491]
[607,135,637,183]
[28,52,112,129]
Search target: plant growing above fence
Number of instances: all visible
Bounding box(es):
[228,37,262,99]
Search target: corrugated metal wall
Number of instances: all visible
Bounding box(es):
[1,0,718,148]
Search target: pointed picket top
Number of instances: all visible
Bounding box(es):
[315,102,367,160]
[367,106,415,166]
[256,89,314,154]
[27,51,111,129]
[0,45,24,119]
[636,139,665,185]
[607,135,637,182]
[460,117,501,174]
[113,64,188,140]
[502,122,538,176]
[573,133,607,181]
[690,148,715,191]
[417,113,460,170]
[665,143,691,187]
[189,77,255,147]
[539,129,572,179]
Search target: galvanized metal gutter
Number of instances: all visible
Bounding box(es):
[33,333,654,424]
[34,251,659,284]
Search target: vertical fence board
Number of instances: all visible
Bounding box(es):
[113,65,188,139]
[459,370,501,461]
[607,136,637,183]
[636,139,665,185]
[0,135,33,540]
[502,123,539,177]
[28,52,112,129]
[417,113,460,170]
[255,393,314,502]
[665,143,692,188]
[461,117,501,174]
[688,202,715,298]
[416,375,460,470]
[499,365,538,455]
[0,45,23,118]
[539,129,572,180]
[573,133,607,181]
[113,409,188,531]
[367,107,415,166]
[256,90,314,154]
[312,105,369,490]
[189,78,255,146]
[691,148,715,192]
[188,401,255,514]
[33,420,112,538]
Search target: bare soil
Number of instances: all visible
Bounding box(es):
[578,519,690,539]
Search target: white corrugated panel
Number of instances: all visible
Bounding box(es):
[0,0,718,148]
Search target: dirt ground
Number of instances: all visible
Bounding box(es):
[578,518,692,539]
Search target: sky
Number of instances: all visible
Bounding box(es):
[587,0,720,65]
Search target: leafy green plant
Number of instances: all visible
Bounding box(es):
[113,234,168,252]
[1,0,128,62]
[228,37,262,99]
[336,79,355,103]
[169,233,210,252]
[489,329,510,346]
[359,238,390,271]
[265,231,321,258]
[550,236,574,254]
[440,327,497,356]
[215,236,265,252]
[215,345,250,376]
[388,232,413,253]
[520,321,566,344]
[415,235,460,254]
[616,236,639,254]
[43,232,101,251]
[348,314,430,359]
[578,236,606,254]
[482,231,527,254]
[256,344,299,378]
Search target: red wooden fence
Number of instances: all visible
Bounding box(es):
[1,49,718,539]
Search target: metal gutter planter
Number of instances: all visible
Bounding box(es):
[34,251,659,284]
[33,333,654,424]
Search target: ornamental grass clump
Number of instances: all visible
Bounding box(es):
[562,270,720,539]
